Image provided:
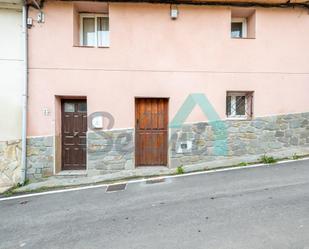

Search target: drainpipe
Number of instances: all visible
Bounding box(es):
[20,2,28,185]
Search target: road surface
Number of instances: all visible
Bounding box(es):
[1,160,309,249]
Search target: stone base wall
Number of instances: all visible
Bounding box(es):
[87,129,134,175]
[87,112,309,172]
[0,139,21,189]
[1,112,305,185]
[171,112,309,167]
[26,136,54,180]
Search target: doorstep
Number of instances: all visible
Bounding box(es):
[56,170,87,177]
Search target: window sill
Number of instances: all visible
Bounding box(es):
[226,116,252,121]
[73,45,110,48]
[230,37,256,40]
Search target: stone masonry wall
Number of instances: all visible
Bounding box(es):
[87,129,134,175]
[87,112,309,172]
[0,139,21,190]
[26,136,54,180]
[171,112,309,167]
[2,112,304,184]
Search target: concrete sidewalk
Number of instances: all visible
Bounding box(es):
[14,166,175,193]
[8,156,309,194]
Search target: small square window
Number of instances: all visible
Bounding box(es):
[231,18,247,38]
[231,9,256,39]
[226,92,253,119]
[80,14,109,47]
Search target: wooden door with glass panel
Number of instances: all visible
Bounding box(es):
[61,100,87,170]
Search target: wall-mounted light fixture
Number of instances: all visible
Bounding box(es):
[27,17,33,28]
[170,5,178,20]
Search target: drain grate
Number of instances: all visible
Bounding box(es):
[146,178,166,184]
[106,183,127,192]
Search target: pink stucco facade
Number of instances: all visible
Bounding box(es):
[28,1,309,136]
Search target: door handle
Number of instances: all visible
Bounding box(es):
[74,132,78,137]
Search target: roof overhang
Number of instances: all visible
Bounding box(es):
[27,0,309,10]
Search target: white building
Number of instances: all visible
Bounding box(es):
[0,0,24,192]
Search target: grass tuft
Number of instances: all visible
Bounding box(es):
[2,179,31,197]
[176,166,184,174]
[292,153,301,160]
[237,162,248,167]
[260,155,277,164]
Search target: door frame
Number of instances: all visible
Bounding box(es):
[134,97,169,167]
[56,96,87,173]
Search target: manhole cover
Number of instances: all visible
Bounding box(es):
[106,183,127,192]
[146,178,166,184]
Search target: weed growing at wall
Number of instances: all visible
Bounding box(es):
[260,155,277,164]
[292,153,301,160]
[176,166,184,174]
[238,162,248,166]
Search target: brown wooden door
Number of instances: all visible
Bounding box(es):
[135,98,168,166]
[61,100,87,170]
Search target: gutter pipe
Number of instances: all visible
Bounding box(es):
[20,2,28,185]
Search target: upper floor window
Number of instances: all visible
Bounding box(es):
[80,14,109,47]
[231,18,247,38]
[231,9,256,39]
[226,91,254,119]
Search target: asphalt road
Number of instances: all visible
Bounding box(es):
[1,160,309,249]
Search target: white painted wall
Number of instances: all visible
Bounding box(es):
[0,4,23,141]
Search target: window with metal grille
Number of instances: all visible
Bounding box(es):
[226,91,253,119]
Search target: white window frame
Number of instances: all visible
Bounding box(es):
[80,13,109,47]
[231,17,247,38]
[226,92,249,120]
